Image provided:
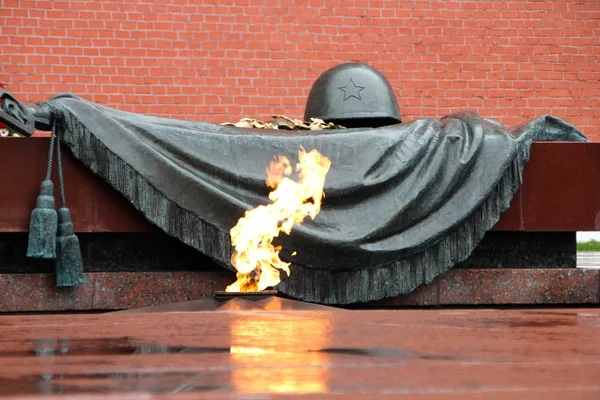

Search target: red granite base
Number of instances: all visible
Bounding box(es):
[0,268,598,312]
[1,140,598,312]
[366,268,600,307]
[0,271,233,312]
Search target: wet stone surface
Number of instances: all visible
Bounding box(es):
[0,306,598,398]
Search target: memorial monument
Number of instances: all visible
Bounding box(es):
[0,63,588,304]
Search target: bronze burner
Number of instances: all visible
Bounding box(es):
[214,290,278,298]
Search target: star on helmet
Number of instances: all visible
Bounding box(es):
[338,78,365,101]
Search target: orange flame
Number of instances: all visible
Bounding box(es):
[225,148,331,292]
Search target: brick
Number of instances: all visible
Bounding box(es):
[0,0,598,138]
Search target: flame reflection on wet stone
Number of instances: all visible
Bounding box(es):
[19,315,334,396]
[229,316,331,394]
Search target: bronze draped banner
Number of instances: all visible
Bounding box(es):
[41,94,587,304]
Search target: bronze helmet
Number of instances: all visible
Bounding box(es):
[304,63,402,128]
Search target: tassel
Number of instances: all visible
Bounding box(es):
[55,208,86,287]
[26,179,58,259]
[27,123,58,259]
[54,126,86,287]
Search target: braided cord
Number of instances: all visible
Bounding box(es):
[55,125,67,208]
[45,121,56,180]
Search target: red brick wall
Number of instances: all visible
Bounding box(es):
[1,0,599,138]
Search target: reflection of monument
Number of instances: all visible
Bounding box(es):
[0,63,591,305]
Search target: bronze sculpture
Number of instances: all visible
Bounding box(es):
[0,64,588,304]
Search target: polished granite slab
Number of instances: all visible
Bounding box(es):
[0,305,598,398]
